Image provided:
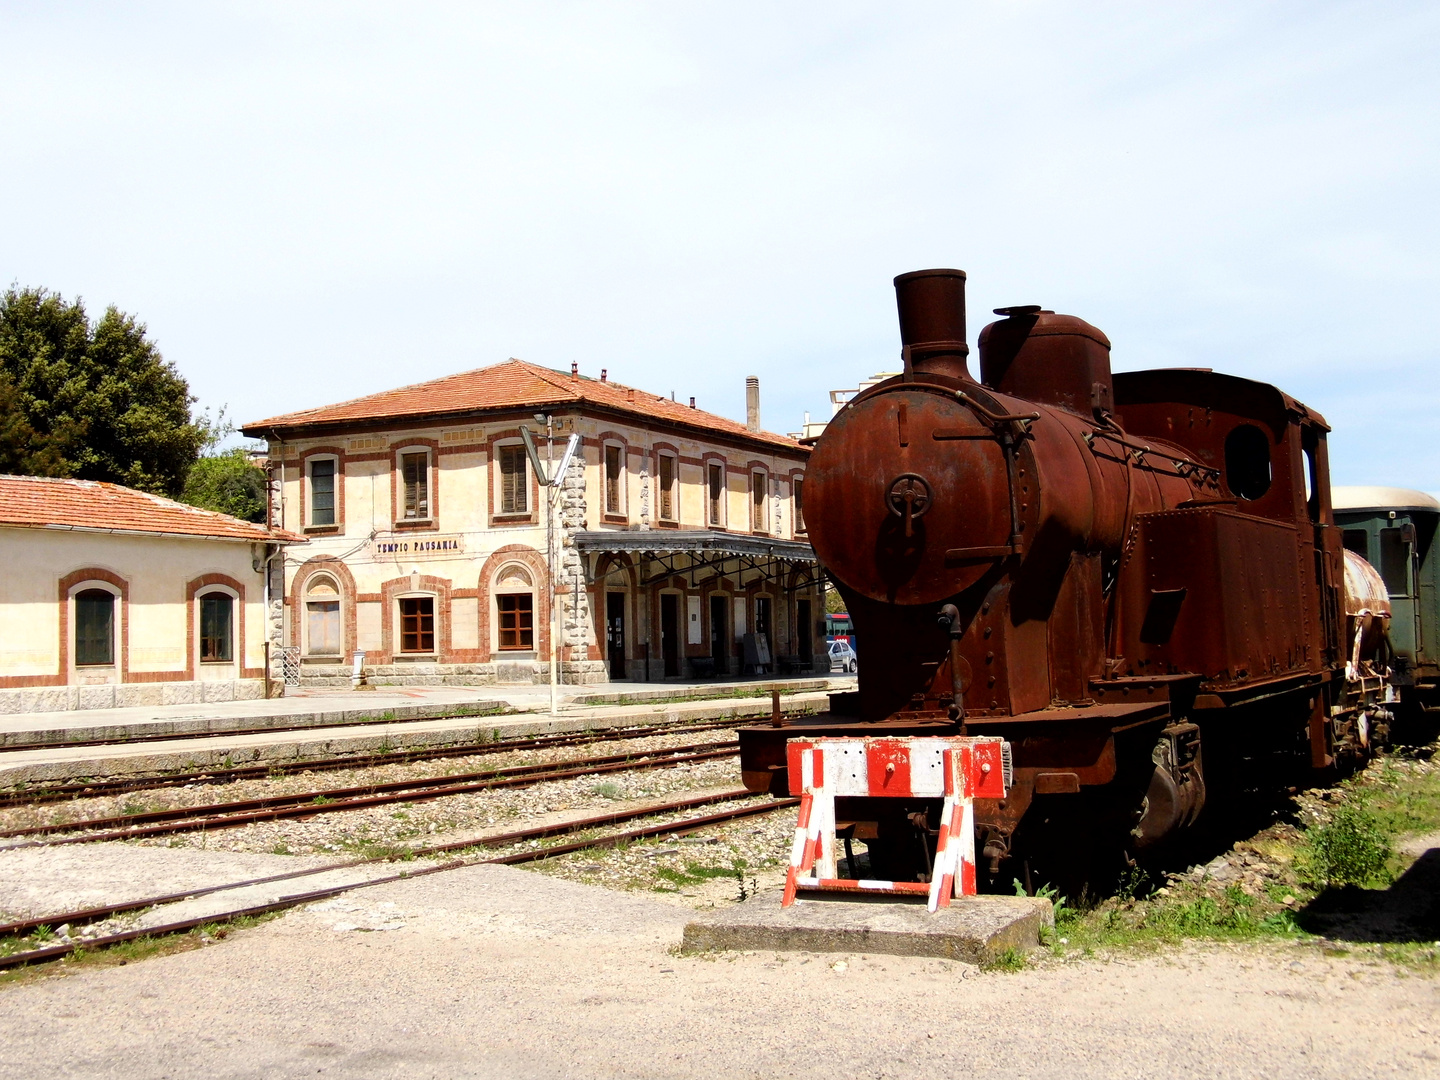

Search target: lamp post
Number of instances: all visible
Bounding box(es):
[523,417,580,718]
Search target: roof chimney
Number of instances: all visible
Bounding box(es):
[689,396,696,409]
[600,368,607,382]
[570,361,578,381]
[745,376,760,433]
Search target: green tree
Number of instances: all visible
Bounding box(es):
[0,287,203,497]
[182,441,269,523]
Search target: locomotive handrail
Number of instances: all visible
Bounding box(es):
[954,391,1040,430]
[1082,428,1221,482]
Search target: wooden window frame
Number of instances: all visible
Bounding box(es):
[499,444,529,516]
[750,469,769,534]
[401,451,431,521]
[307,454,340,529]
[706,460,726,528]
[604,442,625,517]
[496,593,534,651]
[198,591,235,664]
[399,596,436,654]
[74,588,116,667]
[657,451,678,523]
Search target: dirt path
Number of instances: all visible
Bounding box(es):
[1,863,1434,1080]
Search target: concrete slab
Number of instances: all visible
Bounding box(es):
[681,895,1053,963]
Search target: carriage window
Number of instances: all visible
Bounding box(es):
[1341,530,1370,560]
[1223,424,1271,501]
[1379,527,1412,597]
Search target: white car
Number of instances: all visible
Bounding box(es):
[828,639,857,673]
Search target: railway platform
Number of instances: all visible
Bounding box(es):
[0,676,853,787]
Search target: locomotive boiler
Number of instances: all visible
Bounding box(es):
[740,268,1390,884]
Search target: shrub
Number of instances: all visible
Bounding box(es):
[1305,806,1392,887]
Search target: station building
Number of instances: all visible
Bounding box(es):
[0,475,297,713]
[242,360,824,687]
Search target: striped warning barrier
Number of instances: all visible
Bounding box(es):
[780,736,1008,912]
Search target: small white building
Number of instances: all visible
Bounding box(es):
[0,475,299,713]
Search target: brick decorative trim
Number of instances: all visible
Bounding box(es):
[186,573,259,680]
[475,544,550,663]
[299,446,345,532]
[57,567,130,685]
[379,573,453,662]
[289,556,359,657]
[390,438,441,532]
[486,430,540,528]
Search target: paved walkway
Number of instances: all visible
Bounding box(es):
[0,676,852,785]
[0,859,1433,1079]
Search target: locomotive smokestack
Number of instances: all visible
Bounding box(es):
[894,268,972,382]
[745,376,760,432]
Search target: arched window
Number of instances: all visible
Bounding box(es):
[75,589,115,666]
[199,592,234,663]
[305,575,342,655]
[494,563,535,651]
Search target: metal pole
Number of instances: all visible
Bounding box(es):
[547,415,558,716]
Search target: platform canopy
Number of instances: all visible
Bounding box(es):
[572,530,821,591]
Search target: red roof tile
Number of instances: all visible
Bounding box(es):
[0,475,301,543]
[242,359,805,453]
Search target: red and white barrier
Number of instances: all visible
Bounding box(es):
[781,736,1008,912]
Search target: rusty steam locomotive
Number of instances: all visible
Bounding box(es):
[739,268,1393,884]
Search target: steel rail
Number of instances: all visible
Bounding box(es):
[0,746,741,847]
[0,717,762,809]
[0,740,738,840]
[0,788,763,938]
[0,792,798,970]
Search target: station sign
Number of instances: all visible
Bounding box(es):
[368,534,468,559]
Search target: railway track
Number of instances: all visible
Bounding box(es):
[0,739,743,846]
[0,716,759,809]
[0,790,799,970]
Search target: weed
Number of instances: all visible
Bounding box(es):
[311,794,334,806]
[590,782,623,799]
[1303,806,1392,887]
[984,947,1029,972]
[269,842,292,856]
[654,861,751,889]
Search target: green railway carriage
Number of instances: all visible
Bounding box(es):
[1332,486,1440,720]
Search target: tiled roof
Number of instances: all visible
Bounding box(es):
[242,359,805,453]
[0,475,301,543]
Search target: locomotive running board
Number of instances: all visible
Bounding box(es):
[781,736,1009,912]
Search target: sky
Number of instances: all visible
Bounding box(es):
[2,2,1437,487]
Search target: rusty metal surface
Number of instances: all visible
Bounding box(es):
[744,264,1357,865]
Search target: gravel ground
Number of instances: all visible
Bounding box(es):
[1,863,1435,1080]
[524,797,799,909]
[0,726,746,859]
